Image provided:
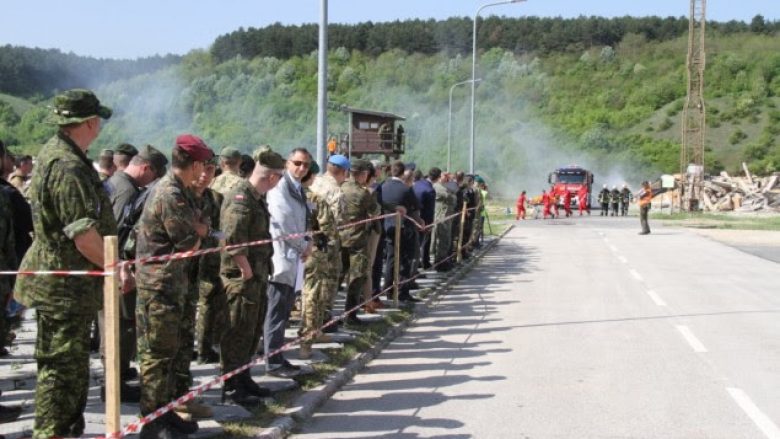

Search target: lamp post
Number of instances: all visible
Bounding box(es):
[469,0,525,174]
[315,0,328,172]
[448,78,482,172]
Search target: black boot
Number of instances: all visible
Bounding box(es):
[139,414,186,439]
[161,410,199,434]
[225,376,264,407]
[239,371,272,397]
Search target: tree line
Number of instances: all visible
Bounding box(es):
[211,15,778,62]
[0,45,180,97]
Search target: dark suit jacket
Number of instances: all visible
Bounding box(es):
[379,178,420,231]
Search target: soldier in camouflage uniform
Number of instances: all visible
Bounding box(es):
[14,89,116,438]
[305,155,347,329]
[339,159,375,326]
[298,160,340,359]
[219,147,285,406]
[172,156,220,421]
[431,168,455,271]
[194,161,225,365]
[210,146,244,196]
[135,134,213,437]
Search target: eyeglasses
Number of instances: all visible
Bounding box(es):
[290,160,310,168]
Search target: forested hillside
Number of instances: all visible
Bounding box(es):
[1,16,778,195]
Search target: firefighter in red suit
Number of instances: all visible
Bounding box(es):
[542,190,552,219]
[563,190,573,217]
[551,192,559,218]
[577,185,589,216]
[516,191,527,220]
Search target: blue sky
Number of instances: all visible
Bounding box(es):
[1,0,777,59]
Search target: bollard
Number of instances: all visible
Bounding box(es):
[457,201,467,263]
[103,236,121,435]
[393,211,401,307]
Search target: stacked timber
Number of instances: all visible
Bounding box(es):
[701,164,780,212]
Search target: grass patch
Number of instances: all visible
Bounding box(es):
[222,305,415,436]
[652,212,780,230]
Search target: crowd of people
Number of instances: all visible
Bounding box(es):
[0,89,492,438]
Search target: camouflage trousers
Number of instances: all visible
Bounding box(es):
[33,312,91,439]
[173,286,198,396]
[220,276,267,372]
[431,217,453,264]
[300,244,340,347]
[196,277,226,355]
[136,288,190,415]
[341,246,369,318]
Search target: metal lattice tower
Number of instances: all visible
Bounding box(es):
[680,0,707,211]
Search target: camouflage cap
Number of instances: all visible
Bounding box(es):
[115,143,138,157]
[219,146,242,160]
[137,144,168,174]
[350,158,372,172]
[252,146,285,170]
[48,89,112,125]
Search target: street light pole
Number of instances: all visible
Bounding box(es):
[449,79,481,173]
[315,0,328,172]
[470,0,525,174]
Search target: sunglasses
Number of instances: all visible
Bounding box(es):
[290,160,310,168]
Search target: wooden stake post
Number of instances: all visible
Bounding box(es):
[457,201,467,263]
[393,211,402,307]
[103,236,121,435]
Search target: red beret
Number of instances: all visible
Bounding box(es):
[175,134,213,162]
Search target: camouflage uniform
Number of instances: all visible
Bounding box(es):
[195,189,225,358]
[432,181,455,265]
[300,187,340,347]
[0,190,15,354]
[135,171,201,415]
[339,174,375,319]
[15,132,116,438]
[302,174,344,336]
[210,169,243,196]
[219,180,273,374]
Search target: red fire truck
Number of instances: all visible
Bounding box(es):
[548,165,594,208]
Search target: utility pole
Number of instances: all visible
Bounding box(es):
[680,0,706,211]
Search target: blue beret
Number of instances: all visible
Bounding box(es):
[328,154,351,170]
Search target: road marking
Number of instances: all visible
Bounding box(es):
[727,387,780,439]
[618,256,628,264]
[675,325,708,353]
[646,290,667,306]
[629,269,643,281]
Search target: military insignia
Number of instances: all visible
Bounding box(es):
[235,194,245,201]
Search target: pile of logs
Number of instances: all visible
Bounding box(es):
[701,164,780,212]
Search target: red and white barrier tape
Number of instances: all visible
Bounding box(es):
[109,247,461,438]
[0,270,110,277]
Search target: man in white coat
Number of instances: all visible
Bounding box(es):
[264,147,313,378]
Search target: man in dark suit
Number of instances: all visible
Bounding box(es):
[379,161,422,302]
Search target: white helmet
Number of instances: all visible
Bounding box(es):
[603,184,607,189]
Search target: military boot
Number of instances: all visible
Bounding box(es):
[224,376,264,407]
[239,371,272,398]
[162,410,199,434]
[139,414,186,439]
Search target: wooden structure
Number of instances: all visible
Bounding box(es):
[338,106,406,159]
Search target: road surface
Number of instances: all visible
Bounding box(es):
[293,216,780,439]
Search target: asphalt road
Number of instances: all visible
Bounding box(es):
[293,215,780,439]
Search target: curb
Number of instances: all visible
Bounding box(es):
[255,225,515,438]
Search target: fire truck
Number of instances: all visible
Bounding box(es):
[548,165,594,208]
